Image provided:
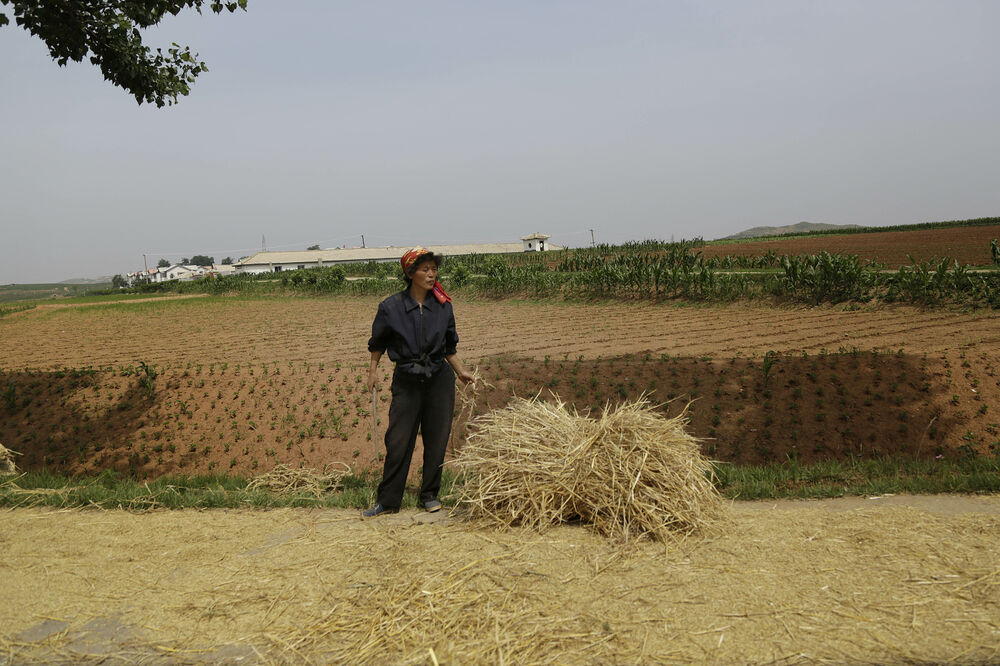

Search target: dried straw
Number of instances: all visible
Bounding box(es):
[0,442,19,475]
[448,366,494,453]
[3,503,999,664]
[451,394,726,541]
[246,463,351,496]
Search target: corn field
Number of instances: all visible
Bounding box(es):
[123,241,1000,308]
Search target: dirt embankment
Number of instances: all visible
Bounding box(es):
[2,298,999,476]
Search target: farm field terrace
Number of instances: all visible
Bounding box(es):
[700,221,1000,267]
[2,294,999,476]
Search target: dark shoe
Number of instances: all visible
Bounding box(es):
[361,503,398,518]
[423,499,441,513]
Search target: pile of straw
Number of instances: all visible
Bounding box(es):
[0,442,19,475]
[246,463,350,496]
[452,395,725,541]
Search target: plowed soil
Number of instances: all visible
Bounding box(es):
[700,223,1000,267]
[5,295,1000,368]
[2,296,999,475]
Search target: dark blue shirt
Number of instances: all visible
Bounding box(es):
[368,290,459,377]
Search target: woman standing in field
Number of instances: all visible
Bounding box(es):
[363,247,475,517]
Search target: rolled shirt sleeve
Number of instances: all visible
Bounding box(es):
[368,302,391,353]
[444,304,458,356]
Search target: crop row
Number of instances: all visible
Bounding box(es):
[3,345,998,478]
[108,240,1000,308]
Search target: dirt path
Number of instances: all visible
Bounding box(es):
[3,294,209,320]
[31,294,210,311]
[3,495,998,664]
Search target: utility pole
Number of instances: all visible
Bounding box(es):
[262,235,266,252]
[590,229,595,247]
[142,254,148,273]
[361,234,366,248]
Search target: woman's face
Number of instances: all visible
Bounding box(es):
[410,259,438,292]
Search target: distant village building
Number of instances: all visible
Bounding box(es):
[122,235,559,283]
[124,263,235,286]
[521,233,551,251]
[233,234,561,275]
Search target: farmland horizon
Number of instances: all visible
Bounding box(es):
[8,216,999,286]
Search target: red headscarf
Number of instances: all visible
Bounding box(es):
[401,246,451,304]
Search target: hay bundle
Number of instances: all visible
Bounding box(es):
[0,442,19,475]
[452,395,725,541]
[246,463,350,496]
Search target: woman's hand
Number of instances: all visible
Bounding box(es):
[368,350,383,392]
[446,354,475,386]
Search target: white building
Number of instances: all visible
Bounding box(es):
[233,235,562,275]
[123,263,235,287]
[150,264,209,283]
[521,233,551,251]
[124,267,158,286]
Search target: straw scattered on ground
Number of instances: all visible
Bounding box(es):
[245,463,351,496]
[2,501,998,664]
[451,394,726,541]
[0,442,19,475]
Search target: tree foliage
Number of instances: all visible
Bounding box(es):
[189,254,214,266]
[306,244,320,251]
[156,258,170,268]
[1,0,247,107]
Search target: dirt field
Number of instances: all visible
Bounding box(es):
[2,496,998,664]
[4,295,1000,369]
[2,294,999,664]
[2,296,999,474]
[700,223,1000,267]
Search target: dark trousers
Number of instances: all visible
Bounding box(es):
[376,364,455,508]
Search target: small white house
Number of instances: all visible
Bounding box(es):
[521,233,551,252]
[152,264,209,283]
[124,268,157,286]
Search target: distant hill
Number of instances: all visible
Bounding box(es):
[720,222,863,240]
[0,282,112,304]
[59,276,114,285]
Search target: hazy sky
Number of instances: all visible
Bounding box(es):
[2,1,999,283]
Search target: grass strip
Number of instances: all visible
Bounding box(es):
[0,468,450,511]
[2,457,998,511]
[714,455,1000,500]
[0,304,36,317]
